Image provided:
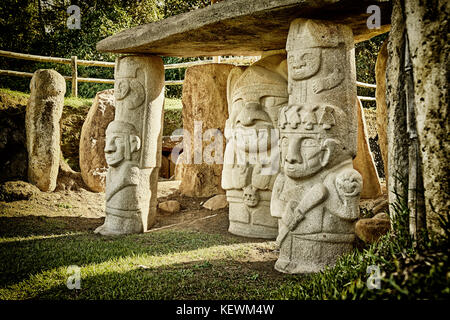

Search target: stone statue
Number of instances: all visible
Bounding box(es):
[270,19,362,273]
[95,55,164,235]
[222,54,288,238]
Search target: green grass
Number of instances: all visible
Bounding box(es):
[0,87,182,110]
[0,227,295,300]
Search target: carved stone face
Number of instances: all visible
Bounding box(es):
[287,48,321,80]
[243,186,259,207]
[105,133,126,167]
[231,94,287,152]
[114,78,145,110]
[281,135,325,179]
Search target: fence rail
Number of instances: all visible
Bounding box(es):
[0,49,376,101]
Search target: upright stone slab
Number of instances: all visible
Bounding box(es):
[179,64,234,197]
[94,55,164,236]
[271,19,362,273]
[79,89,115,192]
[353,97,382,199]
[26,69,66,192]
[222,54,288,239]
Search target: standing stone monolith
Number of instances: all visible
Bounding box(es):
[26,69,66,192]
[94,55,164,236]
[222,54,288,239]
[271,19,362,273]
[178,64,234,197]
[79,89,115,192]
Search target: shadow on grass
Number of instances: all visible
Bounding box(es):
[0,215,104,238]
[23,258,302,300]
[0,215,265,288]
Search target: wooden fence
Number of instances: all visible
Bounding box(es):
[0,50,376,100]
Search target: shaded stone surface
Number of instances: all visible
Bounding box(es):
[353,98,382,199]
[79,89,115,192]
[95,55,165,236]
[355,216,390,243]
[26,69,66,192]
[179,63,234,197]
[97,0,391,56]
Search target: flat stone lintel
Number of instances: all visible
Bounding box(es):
[97,0,391,57]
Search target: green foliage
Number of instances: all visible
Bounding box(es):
[355,33,388,108]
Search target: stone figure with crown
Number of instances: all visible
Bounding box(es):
[95,55,164,235]
[270,19,363,273]
[222,54,289,239]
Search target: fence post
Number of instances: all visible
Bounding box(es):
[71,56,78,97]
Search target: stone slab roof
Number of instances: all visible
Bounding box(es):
[97,0,391,57]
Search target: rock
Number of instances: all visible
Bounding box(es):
[272,19,361,274]
[179,63,234,197]
[158,200,181,213]
[56,154,87,192]
[0,180,39,202]
[375,39,388,185]
[96,0,391,56]
[353,97,382,199]
[373,212,389,221]
[26,69,66,192]
[202,194,228,210]
[222,54,286,239]
[355,217,390,243]
[79,89,115,192]
[94,55,165,236]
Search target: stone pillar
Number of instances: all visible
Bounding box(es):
[271,19,362,273]
[95,55,164,236]
[222,54,287,239]
[26,69,66,192]
[178,64,234,197]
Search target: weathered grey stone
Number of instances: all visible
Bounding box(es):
[79,89,115,192]
[375,39,388,186]
[158,200,181,214]
[178,64,233,197]
[353,98,382,199]
[271,19,362,273]
[355,216,390,243]
[94,55,165,236]
[203,194,228,210]
[222,54,287,239]
[96,0,391,56]
[26,69,66,192]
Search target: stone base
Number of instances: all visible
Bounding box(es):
[275,234,355,273]
[227,190,278,239]
[228,221,277,239]
[94,209,143,236]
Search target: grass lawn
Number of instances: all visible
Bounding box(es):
[0,205,302,300]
